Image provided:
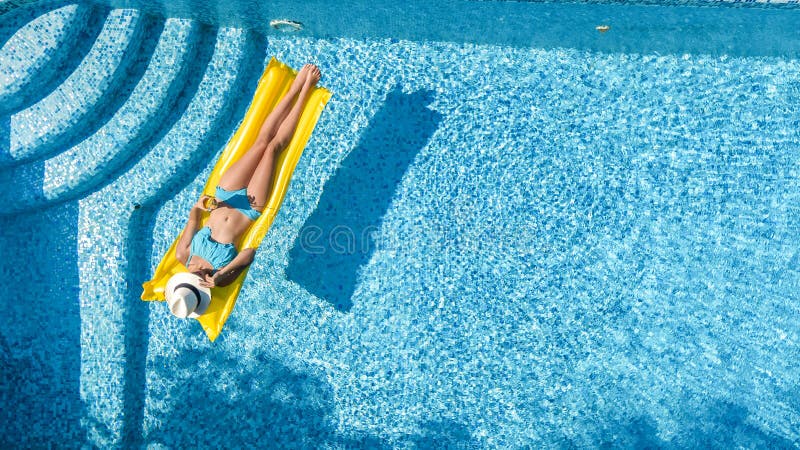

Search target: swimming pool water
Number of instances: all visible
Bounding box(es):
[1,0,799,448]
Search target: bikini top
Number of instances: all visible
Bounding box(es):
[189,226,237,270]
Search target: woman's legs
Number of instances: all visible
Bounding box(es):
[248,65,321,209]
[218,64,312,191]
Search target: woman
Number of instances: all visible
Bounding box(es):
[170,63,321,297]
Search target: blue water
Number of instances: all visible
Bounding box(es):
[1,0,800,448]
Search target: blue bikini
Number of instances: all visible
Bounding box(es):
[214,186,261,221]
[188,186,262,269]
[189,226,237,269]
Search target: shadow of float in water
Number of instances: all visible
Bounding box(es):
[285,87,442,312]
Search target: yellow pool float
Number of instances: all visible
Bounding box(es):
[141,58,331,341]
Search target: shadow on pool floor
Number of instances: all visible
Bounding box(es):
[143,347,480,448]
[586,398,795,448]
[285,87,442,313]
[121,30,266,446]
[0,199,84,447]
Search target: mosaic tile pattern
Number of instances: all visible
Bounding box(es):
[0,0,59,24]
[0,201,82,448]
[0,18,199,212]
[84,0,800,58]
[4,8,147,164]
[0,0,40,12]
[0,0,799,448]
[147,38,800,447]
[490,0,800,7]
[573,0,796,6]
[0,4,90,111]
[43,19,197,200]
[77,27,259,447]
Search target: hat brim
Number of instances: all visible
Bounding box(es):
[166,272,212,318]
[187,291,211,318]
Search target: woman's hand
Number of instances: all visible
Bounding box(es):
[192,195,217,211]
[191,195,216,216]
[198,271,220,288]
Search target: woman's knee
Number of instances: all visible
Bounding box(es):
[266,140,286,156]
[249,138,270,153]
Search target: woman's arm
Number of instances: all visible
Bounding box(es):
[175,196,211,265]
[201,248,255,288]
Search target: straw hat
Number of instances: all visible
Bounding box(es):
[165,272,211,318]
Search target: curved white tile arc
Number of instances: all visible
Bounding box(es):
[0,4,93,107]
[8,8,143,163]
[77,27,253,448]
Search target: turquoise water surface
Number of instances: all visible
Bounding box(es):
[1,0,799,448]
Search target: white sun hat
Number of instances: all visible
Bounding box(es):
[165,272,211,319]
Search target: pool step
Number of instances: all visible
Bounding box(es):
[3,3,287,447]
[0,0,48,15]
[77,26,262,254]
[0,4,91,107]
[0,0,64,42]
[0,3,108,114]
[97,27,263,208]
[0,23,258,214]
[2,2,286,447]
[1,8,157,166]
[77,28,263,448]
[40,18,203,204]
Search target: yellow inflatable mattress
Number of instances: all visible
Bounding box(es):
[141,58,331,341]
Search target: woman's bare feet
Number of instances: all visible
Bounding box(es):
[304,64,321,89]
[289,64,312,92]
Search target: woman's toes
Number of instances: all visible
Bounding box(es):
[292,65,310,88]
[307,65,321,84]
